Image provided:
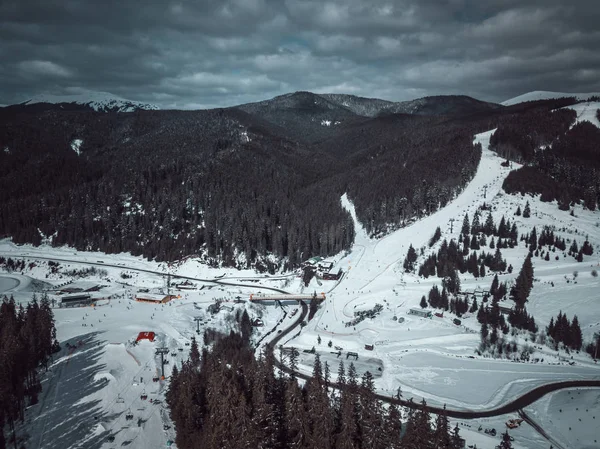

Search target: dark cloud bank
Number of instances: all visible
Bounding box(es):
[1,0,599,109]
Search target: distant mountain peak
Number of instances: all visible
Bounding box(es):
[21,91,159,112]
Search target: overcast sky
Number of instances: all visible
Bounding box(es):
[1,0,599,109]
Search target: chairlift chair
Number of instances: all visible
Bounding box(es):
[125,410,134,420]
[140,390,148,400]
[116,394,125,404]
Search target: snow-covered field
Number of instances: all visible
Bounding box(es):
[502,90,600,106]
[525,387,600,449]
[2,121,600,448]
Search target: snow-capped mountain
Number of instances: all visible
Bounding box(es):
[21,92,159,112]
[502,90,600,106]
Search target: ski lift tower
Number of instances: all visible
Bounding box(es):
[155,347,170,378]
[194,317,202,335]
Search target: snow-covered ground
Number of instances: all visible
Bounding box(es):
[502,91,600,106]
[564,100,600,128]
[525,387,600,449]
[2,124,600,448]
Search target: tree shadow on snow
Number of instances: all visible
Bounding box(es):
[21,331,122,449]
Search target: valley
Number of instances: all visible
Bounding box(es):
[1,93,600,449]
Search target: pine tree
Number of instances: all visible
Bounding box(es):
[512,254,534,309]
[481,322,489,342]
[383,404,403,449]
[570,315,583,351]
[497,216,507,238]
[404,244,418,273]
[490,274,499,295]
[461,213,470,236]
[484,212,495,236]
[240,309,252,343]
[429,227,442,247]
[420,295,428,309]
[403,399,434,449]
[472,210,481,234]
[190,336,201,366]
[523,201,531,218]
[433,405,452,448]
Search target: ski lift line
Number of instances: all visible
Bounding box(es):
[103,360,155,431]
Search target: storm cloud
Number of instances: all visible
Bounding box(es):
[1,0,599,108]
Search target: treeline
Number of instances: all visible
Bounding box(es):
[0,108,354,270]
[166,332,465,449]
[489,108,576,163]
[547,312,582,351]
[341,118,482,237]
[417,239,509,279]
[521,225,592,263]
[0,294,59,449]
[415,209,517,279]
[502,120,600,210]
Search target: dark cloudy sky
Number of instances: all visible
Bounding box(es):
[1,0,599,109]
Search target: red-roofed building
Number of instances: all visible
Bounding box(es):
[136,332,155,342]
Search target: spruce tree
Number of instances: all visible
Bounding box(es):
[484,212,495,236]
[523,201,531,218]
[570,315,583,351]
[190,336,201,366]
[461,214,470,236]
[384,404,403,449]
[404,244,418,273]
[433,405,452,448]
[472,210,481,234]
[240,309,252,343]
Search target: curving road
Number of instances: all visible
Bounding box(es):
[266,301,600,420]
[2,254,290,294]
[8,252,600,420]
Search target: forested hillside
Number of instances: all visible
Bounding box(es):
[0,294,58,448]
[0,108,354,269]
[167,332,465,449]
[0,93,589,269]
[491,100,600,210]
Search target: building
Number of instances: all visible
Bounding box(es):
[498,303,513,315]
[58,281,102,294]
[174,280,196,290]
[60,294,94,308]
[302,256,324,268]
[317,260,334,272]
[249,292,326,306]
[409,308,433,318]
[135,293,176,304]
[322,269,343,281]
[136,331,155,342]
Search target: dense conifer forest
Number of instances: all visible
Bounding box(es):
[491,101,600,210]
[0,94,594,269]
[166,331,465,449]
[0,294,59,449]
